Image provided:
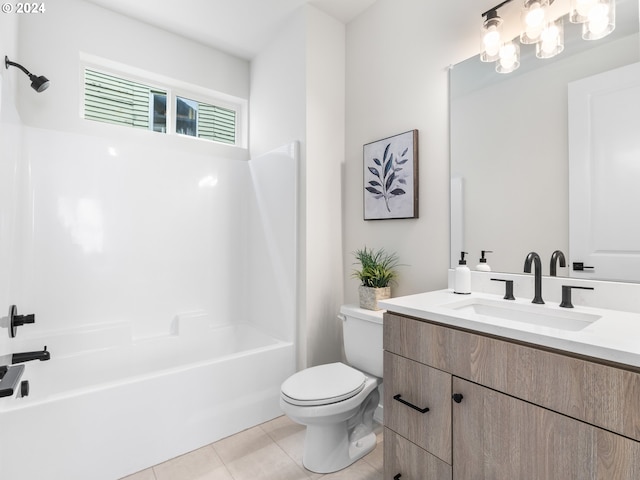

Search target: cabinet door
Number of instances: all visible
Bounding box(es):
[452,377,640,479]
[384,351,452,464]
[384,428,452,480]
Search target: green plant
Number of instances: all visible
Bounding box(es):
[352,246,400,288]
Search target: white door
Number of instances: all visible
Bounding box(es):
[569,62,640,282]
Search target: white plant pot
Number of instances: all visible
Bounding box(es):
[358,285,391,311]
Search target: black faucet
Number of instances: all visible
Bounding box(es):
[12,346,50,364]
[524,252,544,304]
[550,250,566,277]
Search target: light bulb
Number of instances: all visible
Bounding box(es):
[497,42,520,73]
[587,4,609,35]
[521,0,548,44]
[525,3,545,29]
[536,19,564,58]
[571,0,597,23]
[577,0,597,16]
[484,27,501,56]
[582,0,615,39]
[541,25,559,54]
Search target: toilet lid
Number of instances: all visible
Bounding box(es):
[281,362,366,406]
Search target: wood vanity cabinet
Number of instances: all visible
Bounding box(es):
[383,311,640,479]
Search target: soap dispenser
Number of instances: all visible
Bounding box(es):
[454,251,471,294]
[476,250,493,272]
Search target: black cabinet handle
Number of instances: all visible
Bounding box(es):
[394,474,402,480]
[393,394,429,413]
[452,393,464,403]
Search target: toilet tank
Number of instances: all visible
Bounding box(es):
[339,304,384,378]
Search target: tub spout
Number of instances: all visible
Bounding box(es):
[12,346,50,364]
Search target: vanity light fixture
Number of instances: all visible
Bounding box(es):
[497,40,521,73]
[570,0,615,40]
[520,0,553,44]
[480,0,615,73]
[4,56,50,92]
[481,8,506,62]
[536,17,565,58]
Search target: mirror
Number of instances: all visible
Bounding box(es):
[450,0,639,280]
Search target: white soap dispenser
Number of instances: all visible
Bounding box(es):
[476,250,493,272]
[454,251,471,295]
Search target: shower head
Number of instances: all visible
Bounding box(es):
[4,56,50,92]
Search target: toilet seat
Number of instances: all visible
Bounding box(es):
[281,362,366,406]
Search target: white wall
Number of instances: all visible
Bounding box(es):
[250,5,345,368]
[304,8,346,367]
[344,0,465,303]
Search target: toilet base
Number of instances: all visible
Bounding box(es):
[299,385,380,473]
[302,422,378,474]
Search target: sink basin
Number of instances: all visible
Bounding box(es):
[442,297,602,331]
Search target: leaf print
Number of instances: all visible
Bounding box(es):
[385,172,395,190]
[384,158,393,177]
[364,137,412,214]
[368,166,380,178]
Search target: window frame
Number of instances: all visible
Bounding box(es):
[80,54,247,148]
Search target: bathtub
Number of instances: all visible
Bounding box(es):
[0,314,295,480]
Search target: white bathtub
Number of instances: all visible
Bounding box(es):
[0,315,295,480]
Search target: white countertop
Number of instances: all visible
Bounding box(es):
[379,289,640,369]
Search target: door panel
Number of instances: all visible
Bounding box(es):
[569,62,640,281]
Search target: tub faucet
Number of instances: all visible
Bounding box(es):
[524,252,544,304]
[550,250,566,277]
[11,346,50,364]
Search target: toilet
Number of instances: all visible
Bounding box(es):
[280,304,383,473]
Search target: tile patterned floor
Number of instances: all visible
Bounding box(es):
[121,416,383,480]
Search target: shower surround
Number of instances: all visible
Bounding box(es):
[0,117,298,478]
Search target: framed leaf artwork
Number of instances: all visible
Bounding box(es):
[363,129,418,220]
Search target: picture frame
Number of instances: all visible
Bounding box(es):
[363,129,419,220]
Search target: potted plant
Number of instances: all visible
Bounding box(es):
[352,246,400,310]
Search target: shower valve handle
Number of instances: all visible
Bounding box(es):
[9,305,36,338]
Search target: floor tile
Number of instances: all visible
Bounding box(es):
[321,460,383,480]
[124,416,385,480]
[363,439,384,472]
[260,416,323,479]
[120,469,156,480]
[213,425,312,480]
[153,445,233,480]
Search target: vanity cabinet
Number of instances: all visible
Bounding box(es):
[383,312,640,479]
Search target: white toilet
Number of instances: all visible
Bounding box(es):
[280,304,383,473]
